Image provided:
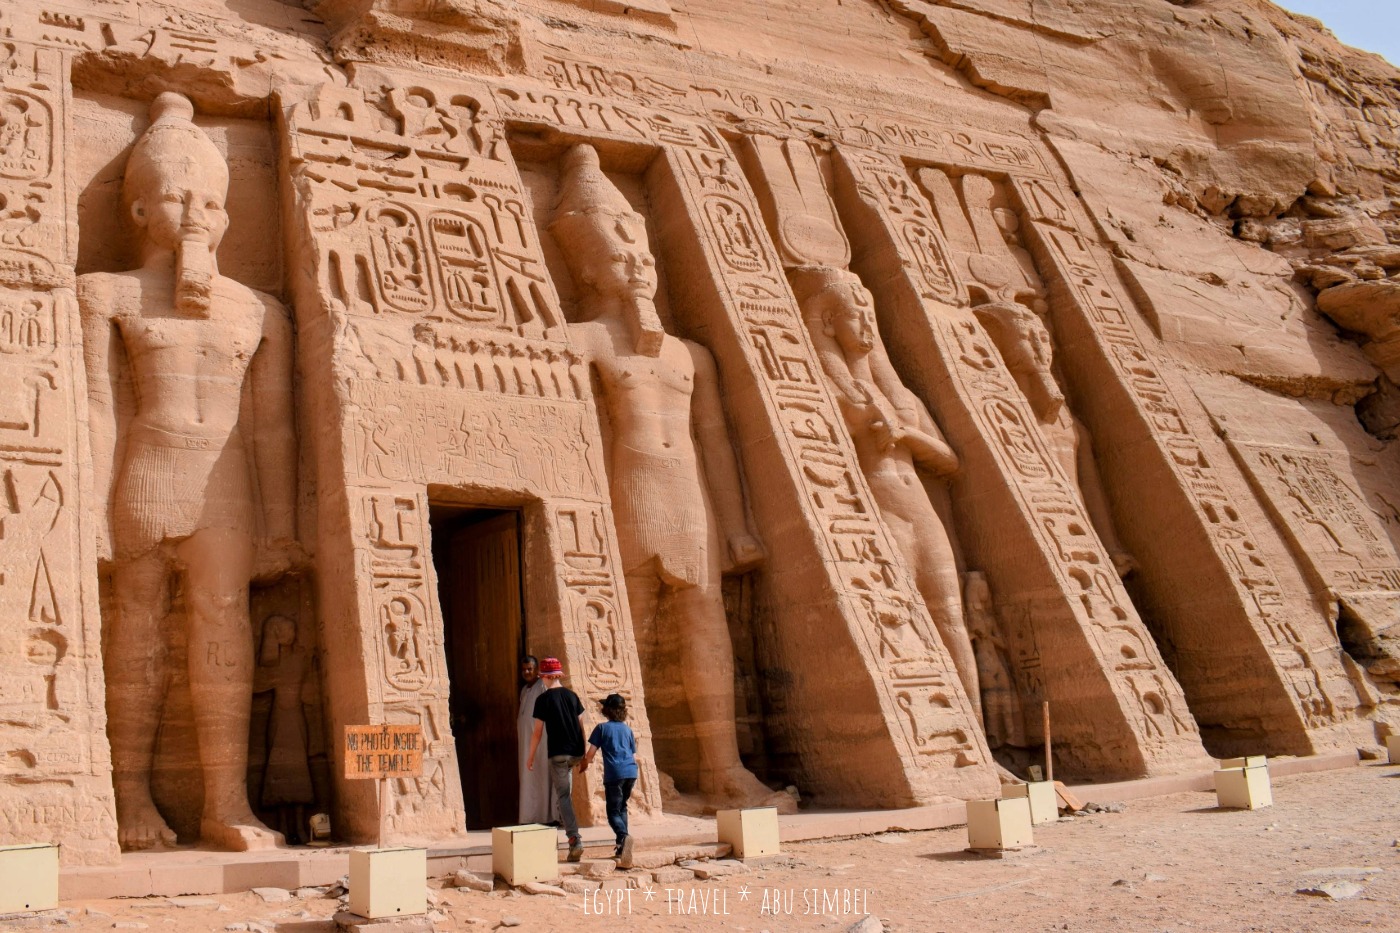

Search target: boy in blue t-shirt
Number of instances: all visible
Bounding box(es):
[581,693,639,865]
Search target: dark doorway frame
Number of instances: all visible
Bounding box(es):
[430,504,528,830]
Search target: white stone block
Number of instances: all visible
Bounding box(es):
[1214,765,1273,810]
[348,847,426,919]
[966,797,1033,850]
[0,844,58,914]
[716,806,780,859]
[492,824,558,886]
[1002,781,1058,825]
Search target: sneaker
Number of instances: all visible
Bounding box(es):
[567,837,584,862]
[619,834,635,868]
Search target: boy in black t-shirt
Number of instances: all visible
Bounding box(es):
[526,657,586,861]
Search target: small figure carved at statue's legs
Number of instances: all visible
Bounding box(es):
[181,527,282,851]
[626,568,782,809]
[107,553,178,850]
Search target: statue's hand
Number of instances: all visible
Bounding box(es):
[95,525,113,565]
[253,536,309,581]
[867,416,898,451]
[725,532,765,573]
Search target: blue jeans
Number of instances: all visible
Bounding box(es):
[604,778,635,847]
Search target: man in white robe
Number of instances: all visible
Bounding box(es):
[517,656,557,823]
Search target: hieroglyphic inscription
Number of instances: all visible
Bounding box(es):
[665,140,989,782]
[0,38,116,865]
[348,379,603,500]
[1227,439,1400,597]
[0,45,66,289]
[1014,183,1349,728]
[535,53,1052,178]
[288,82,560,339]
[340,316,587,400]
[357,488,464,834]
[838,146,1203,761]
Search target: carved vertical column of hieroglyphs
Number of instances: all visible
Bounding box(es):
[0,43,119,863]
[829,145,1210,778]
[1010,173,1367,755]
[648,132,997,805]
[279,78,659,839]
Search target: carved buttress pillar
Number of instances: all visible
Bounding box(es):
[832,146,1211,779]
[281,77,660,841]
[1011,178,1369,756]
[648,139,999,805]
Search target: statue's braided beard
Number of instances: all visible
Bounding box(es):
[176,236,214,315]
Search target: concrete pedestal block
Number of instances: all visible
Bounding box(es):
[492,824,558,886]
[1385,736,1400,764]
[0,844,59,914]
[966,797,1033,851]
[1002,781,1058,825]
[348,848,426,919]
[1214,766,1273,810]
[716,807,781,859]
[1220,755,1268,769]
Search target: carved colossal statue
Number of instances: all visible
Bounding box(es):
[550,144,791,812]
[80,93,299,851]
[974,301,1135,576]
[791,265,982,720]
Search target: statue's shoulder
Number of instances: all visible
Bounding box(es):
[76,270,140,314]
[568,318,609,355]
[222,277,285,310]
[680,336,717,372]
[222,279,291,328]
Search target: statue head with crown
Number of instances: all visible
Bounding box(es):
[123,92,229,315]
[971,300,1065,421]
[550,144,666,356]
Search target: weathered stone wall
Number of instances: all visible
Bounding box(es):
[0,0,1396,863]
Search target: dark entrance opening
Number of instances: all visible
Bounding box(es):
[430,505,526,831]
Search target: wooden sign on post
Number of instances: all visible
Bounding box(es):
[345,725,425,780]
[345,725,424,846]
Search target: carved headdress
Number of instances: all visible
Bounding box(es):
[972,300,1064,417]
[123,92,228,207]
[123,92,228,314]
[550,144,665,355]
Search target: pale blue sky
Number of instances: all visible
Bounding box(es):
[1276,2,1399,66]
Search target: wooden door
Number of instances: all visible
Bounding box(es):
[436,511,524,830]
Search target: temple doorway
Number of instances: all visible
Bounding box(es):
[431,505,527,831]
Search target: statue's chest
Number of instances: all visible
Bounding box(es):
[610,345,693,397]
[120,310,260,370]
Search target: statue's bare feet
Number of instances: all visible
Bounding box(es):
[201,811,284,851]
[117,797,178,851]
[702,765,798,815]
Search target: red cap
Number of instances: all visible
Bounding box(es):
[540,657,563,677]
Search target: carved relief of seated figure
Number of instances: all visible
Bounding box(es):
[80,93,301,851]
[550,143,793,812]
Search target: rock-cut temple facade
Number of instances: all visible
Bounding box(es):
[1,0,1399,863]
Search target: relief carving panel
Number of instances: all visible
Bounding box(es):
[0,39,117,865]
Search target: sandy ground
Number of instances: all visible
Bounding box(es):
[11,762,1399,933]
